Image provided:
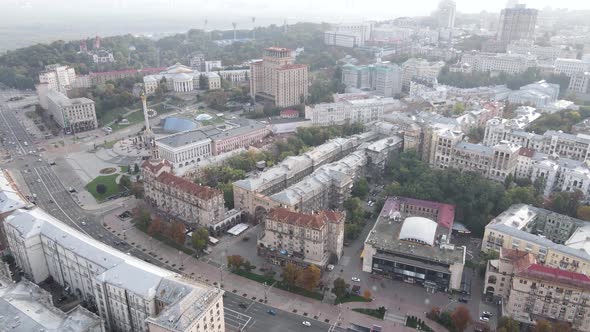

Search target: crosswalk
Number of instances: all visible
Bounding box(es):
[384,311,407,325]
[224,307,252,331]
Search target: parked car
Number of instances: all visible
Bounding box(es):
[267,309,277,316]
[479,316,490,322]
[458,297,468,303]
[351,277,361,282]
[238,302,248,309]
[302,321,311,327]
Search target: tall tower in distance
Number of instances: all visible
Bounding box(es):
[498,4,538,45]
[437,0,456,29]
[94,36,101,50]
[140,91,156,157]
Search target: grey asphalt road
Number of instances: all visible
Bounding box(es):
[1,92,340,331]
[223,292,344,332]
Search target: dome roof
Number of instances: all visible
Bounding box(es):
[399,217,437,246]
[195,114,213,121]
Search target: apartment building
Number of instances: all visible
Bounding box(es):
[0,275,105,332]
[304,97,397,126]
[42,89,97,133]
[460,51,538,75]
[484,248,590,331]
[569,72,590,95]
[507,40,575,62]
[250,47,308,107]
[142,160,225,228]
[363,197,465,292]
[257,208,344,268]
[155,119,269,171]
[0,170,29,250]
[4,208,225,332]
[233,133,376,216]
[401,58,445,89]
[38,64,76,93]
[482,204,590,275]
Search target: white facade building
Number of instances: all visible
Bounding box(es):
[324,22,372,47]
[218,69,249,86]
[554,56,590,77]
[401,58,445,89]
[4,208,225,332]
[460,52,538,75]
[45,90,97,133]
[38,64,76,93]
[305,97,397,126]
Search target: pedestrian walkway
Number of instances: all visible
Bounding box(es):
[384,312,407,325]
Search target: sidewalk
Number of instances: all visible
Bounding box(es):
[103,207,446,332]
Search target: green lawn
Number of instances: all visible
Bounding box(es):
[111,110,146,131]
[98,107,129,127]
[352,308,385,320]
[85,174,126,201]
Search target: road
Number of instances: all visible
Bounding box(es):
[1,91,340,332]
[223,292,343,332]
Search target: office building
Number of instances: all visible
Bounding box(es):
[484,248,590,331]
[554,57,590,77]
[4,208,225,332]
[38,64,76,93]
[498,5,538,45]
[569,72,590,95]
[436,0,456,29]
[189,52,205,70]
[324,23,372,48]
[362,197,465,292]
[508,80,560,107]
[0,275,105,332]
[257,208,344,268]
[43,89,97,133]
[250,47,309,107]
[218,69,249,86]
[341,63,402,97]
[142,160,225,228]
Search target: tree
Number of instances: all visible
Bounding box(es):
[148,217,162,235]
[577,206,590,221]
[119,176,131,190]
[227,255,245,271]
[134,163,140,174]
[96,183,107,194]
[281,263,301,289]
[191,227,209,251]
[127,165,132,174]
[242,260,255,272]
[298,265,321,291]
[133,209,151,228]
[170,222,186,244]
[532,320,552,332]
[453,102,465,115]
[362,289,372,300]
[497,317,520,332]
[351,178,369,199]
[451,305,471,332]
[332,277,349,300]
[199,74,208,90]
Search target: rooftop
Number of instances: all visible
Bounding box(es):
[155,171,221,200]
[156,119,266,148]
[0,170,28,214]
[0,277,102,332]
[267,208,343,230]
[388,196,455,230]
[365,197,465,266]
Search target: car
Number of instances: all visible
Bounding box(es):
[327,264,335,271]
[68,187,76,193]
[458,297,468,303]
[49,161,56,166]
[351,277,361,282]
[482,311,492,317]
[238,302,247,309]
[267,309,277,316]
[36,178,41,183]
[479,316,490,322]
[302,321,311,327]
[81,221,86,226]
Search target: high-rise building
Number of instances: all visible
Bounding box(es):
[38,64,76,93]
[498,4,538,45]
[436,0,456,29]
[44,89,98,133]
[250,47,308,107]
[341,63,402,97]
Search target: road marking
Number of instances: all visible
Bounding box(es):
[32,167,88,235]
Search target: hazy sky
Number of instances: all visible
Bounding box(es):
[4,0,590,21]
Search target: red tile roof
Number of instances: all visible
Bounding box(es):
[519,264,590,290]
[141,160,171,174]
[267,208,344,230]
[385,196,455,230]
[155,171,221,200]
[518,147,535,158]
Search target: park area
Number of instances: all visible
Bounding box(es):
[85,174,130,202]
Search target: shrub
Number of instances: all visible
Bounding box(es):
[96,184,107,194]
